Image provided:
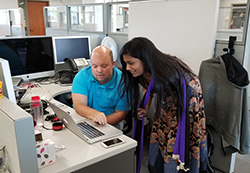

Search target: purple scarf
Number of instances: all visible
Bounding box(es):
[132,77,154,173]
[172,77,189,171]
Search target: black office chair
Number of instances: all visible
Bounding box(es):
[123,110,133,135]
[65,92,73,108]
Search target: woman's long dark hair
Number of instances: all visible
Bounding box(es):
[118,37,196,120]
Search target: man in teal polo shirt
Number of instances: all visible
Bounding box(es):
[71,46,129,130]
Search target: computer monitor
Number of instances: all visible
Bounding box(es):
[0,36,55,81]
[0,58,16,103]
[52,36,91,64]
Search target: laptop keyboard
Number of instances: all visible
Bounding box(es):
[77,122,104,139]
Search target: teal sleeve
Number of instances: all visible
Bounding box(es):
[71,69,88,96]
[115,91,130,111]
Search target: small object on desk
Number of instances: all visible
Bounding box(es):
[30,96,44,130]
[35,130,43,142]
[52,121,63,131]
[52,116,59,122]
[101,137,125,148]
[20,82,32,88]
[0,81,2,98]
[36,139,56,169]
[59,70,75,84]
[45,114,57,121]
[44,109,49,115]
[55,145,66,151]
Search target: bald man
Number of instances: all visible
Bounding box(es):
[71,46,129,130]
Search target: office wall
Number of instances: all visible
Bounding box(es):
[129,0,219,75]
[0,0,18,9]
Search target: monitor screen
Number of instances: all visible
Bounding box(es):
[0,36,55,81]
[52,36,91,64]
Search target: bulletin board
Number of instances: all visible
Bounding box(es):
[129,0,220,74]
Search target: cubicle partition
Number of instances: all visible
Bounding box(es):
[0,96,38,173]
[0,8,25,37]
[43,2,129,67]
[43,3,129,36]
[214,0,248,65]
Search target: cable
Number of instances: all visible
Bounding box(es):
[42,125,52,130]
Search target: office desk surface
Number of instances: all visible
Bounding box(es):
[41,83,72,98]
[37,84,137,173]
[39,126,136,173]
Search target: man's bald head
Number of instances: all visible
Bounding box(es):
[90,46,115,85]
[90,46,113,63]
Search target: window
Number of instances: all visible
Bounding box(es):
[216,1,247,42]
[69,4,103,32]
[44,6,67,29]
[108,2,129,34]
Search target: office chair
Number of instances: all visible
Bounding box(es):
[65,92,73,108]
[122,110,133,135]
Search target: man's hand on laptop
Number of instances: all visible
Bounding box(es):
[91,112,107,125]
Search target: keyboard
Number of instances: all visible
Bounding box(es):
[20,84,52,104]
[77,122,104,139]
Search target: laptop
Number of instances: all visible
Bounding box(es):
[47,100,123,144]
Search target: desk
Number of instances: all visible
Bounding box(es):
[42,83,72,98]
[39,83,137,173]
